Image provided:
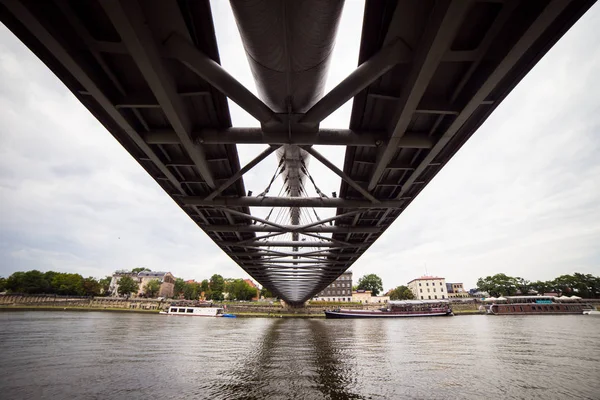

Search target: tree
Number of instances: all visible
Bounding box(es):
[183,282,200,300]
[99,276,112,295]
[357,274,383,296]
[82,277,101,296]
[144,279,161,298]
[51,273,84,295]
[388,285,414,300]
[173,278,186,298]
[0,277,6,292]
[117,276,139,298]
[476,274,518,297]
[132,267,150,274]
[7,270,52,294]
[208,274,225,301]
[227,279,256,301]
[261,287,274,298]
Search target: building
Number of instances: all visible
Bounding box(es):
[313,271,353,302]
[352,290,390,304]
[109,270,175,298]
[137,271,175,298]
[352,289,371,304]
[408,276,447,300]
[446,282,470,298]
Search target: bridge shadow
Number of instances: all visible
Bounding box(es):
[208,319,362,399]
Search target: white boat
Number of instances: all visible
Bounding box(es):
[160,304,235,317]
[583,309,600,316]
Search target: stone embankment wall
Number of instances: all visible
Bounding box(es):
[0,294,164,310]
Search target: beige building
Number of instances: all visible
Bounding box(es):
[109,270,175,298]
[408,276,447,300]
[446,282,470,298]
[313,271,353,302]
[352,289,371,304]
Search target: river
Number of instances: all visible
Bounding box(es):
[0,312,599,399]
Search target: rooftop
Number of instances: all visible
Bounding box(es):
[408,276,446,284]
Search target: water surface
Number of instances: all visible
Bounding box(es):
[0,312,599,399]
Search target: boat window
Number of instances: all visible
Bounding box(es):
[519,306,523,312]
[178,308,186,313]
[170,308,177,313]
[186,309,193,313]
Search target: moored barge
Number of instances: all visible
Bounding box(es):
[324,300,453,319]
[486,296,592,315]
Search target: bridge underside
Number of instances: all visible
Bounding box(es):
[1,0,594,304]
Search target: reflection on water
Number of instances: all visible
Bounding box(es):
[0,312,599,399]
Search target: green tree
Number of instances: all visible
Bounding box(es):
[227,279,256,301]
[260,287,274,298]
[52,273,85,295]
[7,270,52,294]
[82,277,101,296]
[132,267,150,274]
[208,274,225,301]
[117,276,139,298]
[0,277,6,292]
[183,282,200,300]
[476,274,518,297]
[200,279,209,294]
[388,285,414,300]
[357,274,384,296]
[144,279,161,298]
[99,276,112,295]
[173,278,186,298]
[530,280,553,295]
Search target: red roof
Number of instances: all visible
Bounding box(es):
[244,279,258,288]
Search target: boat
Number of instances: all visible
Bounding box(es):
[324,300,453,319]
[583,309,600,316]
[159,301,235,317]
[485,295,593,315]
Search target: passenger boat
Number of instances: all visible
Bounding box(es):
[159,302,235,317]
[324,300,453,319]
[485,295,592,315]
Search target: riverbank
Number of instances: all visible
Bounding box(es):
[0,304,484,317]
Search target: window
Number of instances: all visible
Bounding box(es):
[170,308,177,313]
[441,295,445,299]
[434,295,438,299]
[519,306,524,312]
[433,288,436,292]
[427,289,430,293]
[440,282,443,286]
[428,296,431,299]
[178,308,186,313]
[426,282,429,286]
[420,296,424,300]
[420,289,422,293]
[419,283,421,286]
[441,288,444,292]
[186,309,193,313]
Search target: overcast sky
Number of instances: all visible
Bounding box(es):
[1,2,599,291]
